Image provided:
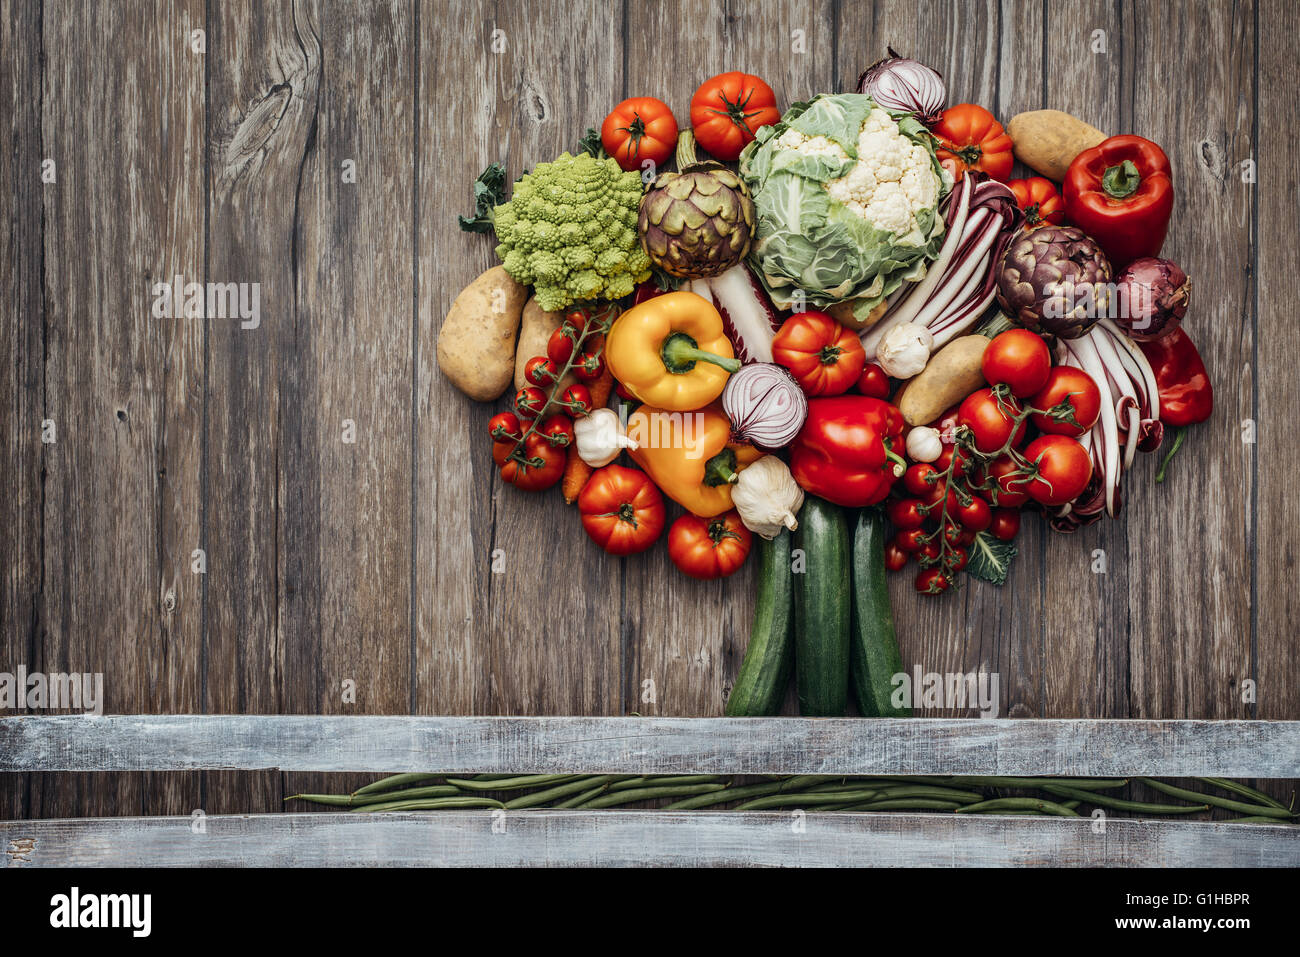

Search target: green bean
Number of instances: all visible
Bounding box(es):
[554,782,613,808]
[834,799,962,812]
[864,785,985,804]
[444,774,582,792]
[351,773,441,796]
[352,796,505,812]
[578,783,728,809]
[286,793,359,807]
[1041,783,1209,815]
[606,775,723,792]
[504,775,624,809]
[944,776,1128,791]
[1199,778,1290,811]
[1229,816,1300,825]
[1139,778,1299,820]
[662,776,823,810]
[734,790,880,811]
[957,798,1080,817]
[349,786,462,806]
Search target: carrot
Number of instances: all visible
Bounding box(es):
[560,367,616,504]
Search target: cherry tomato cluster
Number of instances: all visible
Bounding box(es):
[885,329,1103,595]
[488,305,616,492]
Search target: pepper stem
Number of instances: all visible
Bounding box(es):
[1102,159,1141,200]
[1155,426,1186,483]
[704,448,740,487]
[661,331,742,375]
[884,446,907,477]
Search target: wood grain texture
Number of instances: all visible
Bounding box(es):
[3,810,1296,867]
[5,714,1298,777]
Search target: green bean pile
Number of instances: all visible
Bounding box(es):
[287,774,1296,822]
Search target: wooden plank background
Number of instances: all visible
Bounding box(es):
[2,0,1295,819]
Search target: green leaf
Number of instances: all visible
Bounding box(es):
[966,531,1017,586]
[576,127,606,159]
[458,161,508,234]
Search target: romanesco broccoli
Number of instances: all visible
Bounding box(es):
[493,151,651,311]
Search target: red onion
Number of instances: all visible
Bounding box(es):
[722,363,808,450]
[857,47,946,125]
[1112,257,1190,342]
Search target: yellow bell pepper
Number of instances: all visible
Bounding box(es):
[605,290,740,411]
[627,403,761,517]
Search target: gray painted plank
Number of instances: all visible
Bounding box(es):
[2,810,1295,868]
[2,715,1297,777]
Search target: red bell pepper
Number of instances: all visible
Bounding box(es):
[1138,327,1213,427]
[1063,135,1173,269]
[789,396,906,507]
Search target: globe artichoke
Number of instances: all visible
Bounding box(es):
[638,135,755,279]
[996,226,1113,339]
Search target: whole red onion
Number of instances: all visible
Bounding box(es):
[857,47,946,125]
[721,363,807,450]
[1113,257,1190,341]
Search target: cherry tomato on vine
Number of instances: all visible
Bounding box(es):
[601,97,678,173]
[578,464,666,555]
[525,356,559,387]
[572,352,605,383]
[904,463,940,497]
[990,508,1021,541]
[689,72,780,162]
[488,411,521,441]
[499,433,566,492]
[918,540,942,566]
[959,387,1027,454]
[884,542,910,572]
[538,414,574,447]
[667,510,753,580]
[514,386,547,419]
[982,329,1051,398]
[1023,435,1093,506]
[547,326,579,367]
[945,547,969,572]
[560,383,593,417]
[855,361,892,399]
[915,567,952,594]
[935,444,972,479]
[893,529,927,554]
[932,104,1014,182]
[980,456,1032,507]
[955,496,992,532]
[942,522,975,547]
[887,497,927,530]
[1030,367,1102,436]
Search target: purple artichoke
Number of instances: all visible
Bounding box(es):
[1112,257,1190,341]
[996,226,1113,339]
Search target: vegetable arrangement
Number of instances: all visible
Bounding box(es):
[291,773,1296,823]
[439,51,1214,717]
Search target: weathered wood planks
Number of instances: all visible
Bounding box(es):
[3,810,1297,867]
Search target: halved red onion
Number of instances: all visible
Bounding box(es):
[722,363,808,450]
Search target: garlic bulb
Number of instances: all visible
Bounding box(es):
[730,456,804,539]
[574,407,638,468]
[877,321,933,378]
[905,426,943,463]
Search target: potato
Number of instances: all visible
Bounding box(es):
[894,335,989,427]
[1007,110,1107,182]
[437,265,528,401]
[514,296,576,393]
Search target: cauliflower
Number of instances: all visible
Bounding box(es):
[740,94,950,321]
[492,151,652,312]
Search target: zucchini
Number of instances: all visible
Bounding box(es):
[726,530,795,716]
[850,509,910,717]
[792,495,850,716]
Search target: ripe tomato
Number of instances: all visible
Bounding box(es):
[1030,367,1102,436]
[945,547,969,572]
[689,72,780,162]
[918,540,942,566]
[984,456,1032,507]
[572,352,605,383]
[955,496,992,533]
[982,329,1051,398]
[933,104,1014,182]
[934,444,972,479]
[525,356,559,387]
[855,362,891,399]
[771,311,867,396]
[488,411,521,441]
[514,386,547,419]
[942,521,975,547]
[1023,435,1093,506]
[560,383,593,417]
[903,463,940,497]
[538,414,574,447]
[499,433,566,492]
[989,508,1021,541]
[893,529,927,553]
[959,387,1026,454]
[546,325,578,367]
[915,567,952,594]
[884,542,910,572]
[578,465,666,554]
[1007,177,1066,229]
[667,510,753,579]
[601,97,679,173]
[887,497,926,530]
